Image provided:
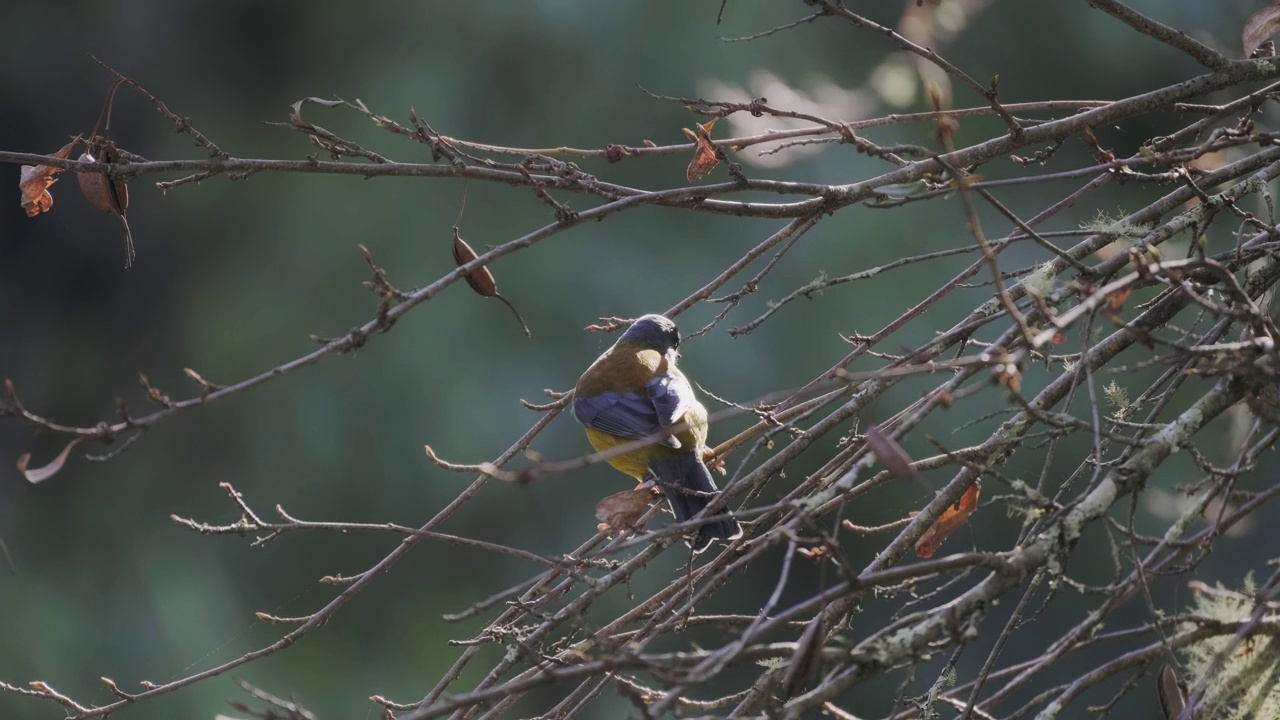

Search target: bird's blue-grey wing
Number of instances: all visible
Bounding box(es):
[574,391,662,440]
[575,370,690,448]
[646,369,693,429]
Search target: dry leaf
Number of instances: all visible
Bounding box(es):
[16,437,86,484]
[915,481,980,558]
[595,487,657,531]
[682,118,720,182]
[866,425,917,479]
[1243,3,1280,57]
[796,545,830,561]
[994,361,1021,393]
[18,139,78,217]
[288,96,351,155]
[1104,287,1133,314]
[19,166,57,216]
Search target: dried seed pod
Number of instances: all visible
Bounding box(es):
[865,425,917,480]
[452,229,531,337]
[76,139,135,268]
[1158,662,1186,719]
[76,152,115,213]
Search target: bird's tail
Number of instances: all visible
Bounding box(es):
[650,451,742,553]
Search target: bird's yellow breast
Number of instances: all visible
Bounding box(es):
[584,426,654,480]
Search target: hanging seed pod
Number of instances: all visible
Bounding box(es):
[1157,663,1186,719]
[76,138,135,268]
[452,228,531,337]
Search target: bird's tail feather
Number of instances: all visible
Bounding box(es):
[650,451,742,552]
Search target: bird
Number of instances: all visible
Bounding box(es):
[573,314,742,552]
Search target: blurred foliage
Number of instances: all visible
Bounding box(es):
[2,1,1279,718]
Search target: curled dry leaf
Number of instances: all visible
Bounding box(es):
[915,480,980,558]
[1244,2,1280,57]
[682,118,720,182]
[451,229,532,337]
[866,425,917,479]
[18,139,78,217]
[19,165,56,217]
[1104,287,1133,315]
[796,544,830,562]
[594,486,657,532]
[17,436,86,484]
[288,96,353,156]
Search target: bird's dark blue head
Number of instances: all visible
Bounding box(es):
[619,314,681,352]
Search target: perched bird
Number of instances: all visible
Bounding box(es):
[573,314,742,552]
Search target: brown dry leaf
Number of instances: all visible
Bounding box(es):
[682,118,720,182]
[915,481,980,558]
[595,487,656,531]
[1244,2,1280,57]
[796,545,830,562]
[866,425,918,479]
[1104,287,1133,315]
[16,436,86,484]
[288,96,350,155]
[18,139,78,217]
[994,360,1021,393]
[18,167,55,215]
[19,166,57,216]
[290,96,345,128]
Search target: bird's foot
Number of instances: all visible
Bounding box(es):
[703,449,727,475]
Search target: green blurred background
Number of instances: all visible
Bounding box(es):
[2,2,1278,718]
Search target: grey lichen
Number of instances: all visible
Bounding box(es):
[1177,576,1280,719]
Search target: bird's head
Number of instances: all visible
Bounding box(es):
[619,314,681,353]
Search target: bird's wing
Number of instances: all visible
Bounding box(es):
[573,390,660,440]
[573,371,691,447]
[646,370,694,429]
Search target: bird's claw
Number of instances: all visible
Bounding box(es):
[703,449,727,475]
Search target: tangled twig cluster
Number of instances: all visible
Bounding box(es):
[6,2,1280,719]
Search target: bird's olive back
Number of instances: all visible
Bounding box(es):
[619,314,680,351]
